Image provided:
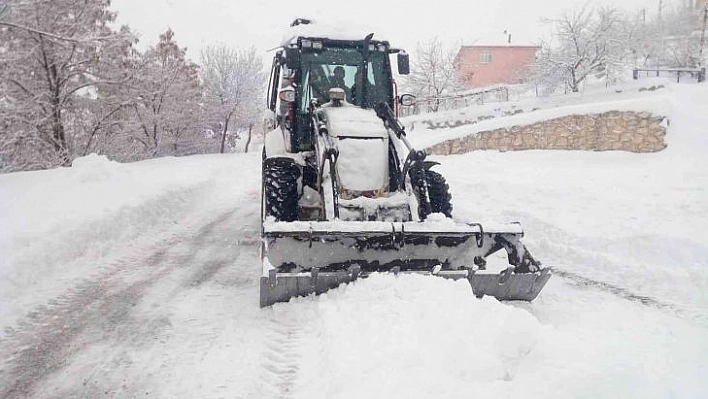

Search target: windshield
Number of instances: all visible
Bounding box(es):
[298,46,392,112]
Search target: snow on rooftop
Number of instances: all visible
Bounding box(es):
[464,33,539,48]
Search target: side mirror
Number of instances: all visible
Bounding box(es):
[285,47,300,70]
[399,94,416,107]
[397,52,410,75]
[279,87,296,103]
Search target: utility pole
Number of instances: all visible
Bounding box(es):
[657,0,665,69]
[700,2,707,68]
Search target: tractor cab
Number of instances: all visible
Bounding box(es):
[265,20,410,153]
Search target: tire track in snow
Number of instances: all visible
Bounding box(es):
[550,264,708,326]
[180,208,241,288]
[256,311,306,398]
[508,212,708,326]
[54,206,256,398]
[0,246,178,398]
[0,209,242,398]
[552,268,677,309]
[551,267,708,327]
[0,181,214,341]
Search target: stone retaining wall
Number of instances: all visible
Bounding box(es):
[426,111,667,155]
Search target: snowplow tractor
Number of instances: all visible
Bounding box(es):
[260,19,551,307]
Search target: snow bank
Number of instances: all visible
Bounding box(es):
[2,154,212,239]
[288,274,542,398]
[0,152,258,335]
[279,273,707,398]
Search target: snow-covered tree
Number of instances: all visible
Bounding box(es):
[200,45,265,153]
[112,29,208,160]
[657,4,705,67]
[0,0,135,171]
[535,5,631,93]
[628,3,705,68]
[404,37,459,112]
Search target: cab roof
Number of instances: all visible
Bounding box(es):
[280,18,389,47]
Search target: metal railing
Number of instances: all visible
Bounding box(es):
[632,67,706,83]
[400,86,510,116]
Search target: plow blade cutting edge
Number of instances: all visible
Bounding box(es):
[260,221,552,307]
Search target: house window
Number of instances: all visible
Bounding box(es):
[480,50,492,63]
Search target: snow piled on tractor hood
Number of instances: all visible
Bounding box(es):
[320,106,390,193]
[322,105,388,138]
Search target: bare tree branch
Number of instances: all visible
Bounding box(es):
[404,37,459,112]
[0,20,124,44]
[200,45,265,153]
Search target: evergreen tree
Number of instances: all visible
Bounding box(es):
[0,0,135,170]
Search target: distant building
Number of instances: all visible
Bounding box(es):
[454,35,539,89]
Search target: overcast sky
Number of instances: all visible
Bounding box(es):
[112,0,663,61]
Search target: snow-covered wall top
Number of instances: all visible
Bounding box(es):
[406,81,675,150]
[427,110,667,154]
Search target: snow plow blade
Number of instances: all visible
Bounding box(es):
[259,268,552,307]
[260,221,551,307]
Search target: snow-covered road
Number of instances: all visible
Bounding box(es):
[0,158,268,397]
[1,81,707,398]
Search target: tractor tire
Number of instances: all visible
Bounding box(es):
[263,157,301,222]
[409,166,430,221]
[425,170,453,218]
[410,167,453,220]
